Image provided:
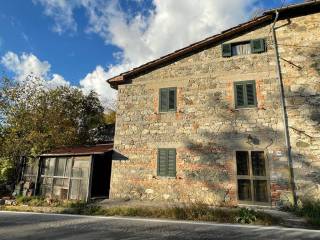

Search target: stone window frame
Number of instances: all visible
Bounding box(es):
[235,150,271,206]
[233,80,257,109]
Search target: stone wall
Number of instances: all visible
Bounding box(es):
[110,12,319,207]
[276,13,320,202]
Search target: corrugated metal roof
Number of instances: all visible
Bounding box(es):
[41,144,113,156]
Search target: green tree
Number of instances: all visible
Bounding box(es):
[104,110,116,124]
[0,76,106,191]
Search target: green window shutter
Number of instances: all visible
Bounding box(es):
[234,81,257,108]
[235,84,245,107]
[159,88,169,112]
[222,43,232,57]
[167,149,176,177]
[251,39,265,53]
[158,149,176,177]
[158,149,168,176]
[246,82,256,106]
[159,87,177,112]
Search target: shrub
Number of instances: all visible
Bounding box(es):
[235,208,257,224]
[295,200,320,226]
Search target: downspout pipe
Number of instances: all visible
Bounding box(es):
[271,10,298,207]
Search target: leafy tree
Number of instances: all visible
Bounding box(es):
[104,110,116,124]
[0,76,106,191]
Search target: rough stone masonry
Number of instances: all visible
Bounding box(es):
[109,11,320,207]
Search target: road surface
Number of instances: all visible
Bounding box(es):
[0,211,319,240]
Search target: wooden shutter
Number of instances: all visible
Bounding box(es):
[160,88,176,112]
[168,88,176,111]
[158,149,176,177]
[158,149,168,176]
[235,84,245,107]
[246,82,256,106]
[250,39,265,53]
[167,149,176,177]
[159,88,169,112]
[222,43,232,57]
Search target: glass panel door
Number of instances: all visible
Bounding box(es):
[251,151,266,176]
[236,151,269,204]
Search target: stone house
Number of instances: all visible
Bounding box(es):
[107,1,320,207]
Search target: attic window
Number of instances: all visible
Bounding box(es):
[222,39,266,57]
[232,42,251,56]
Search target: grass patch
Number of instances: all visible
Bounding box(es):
[16,196,47,207]
[14,196,86,208]
[3,197,278,226]
[61,203,278,225]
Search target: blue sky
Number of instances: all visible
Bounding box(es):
[0,0,302,106]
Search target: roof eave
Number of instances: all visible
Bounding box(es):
[41,151,112,157]
[107,15,272,89]
[107,0,320,89]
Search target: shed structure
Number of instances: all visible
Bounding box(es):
[31,144,113,202]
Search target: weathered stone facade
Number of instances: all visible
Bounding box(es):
[277,13,320,202]
[110,12,320,207]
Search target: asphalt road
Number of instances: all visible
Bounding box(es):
[0,211,319,240]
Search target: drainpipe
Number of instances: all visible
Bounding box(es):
[272,10,298,207]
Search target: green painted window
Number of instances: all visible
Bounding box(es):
[234,80,257,108]
[159,88,177,112]
[157,148,176,177]
[222,38,266,57]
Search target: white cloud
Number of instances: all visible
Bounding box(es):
[35,0,260,106]
[1,51,69,88]
[80,65,117,109]
[47,73,69,88]
[82,0,258,64]
[32,0,79,34]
